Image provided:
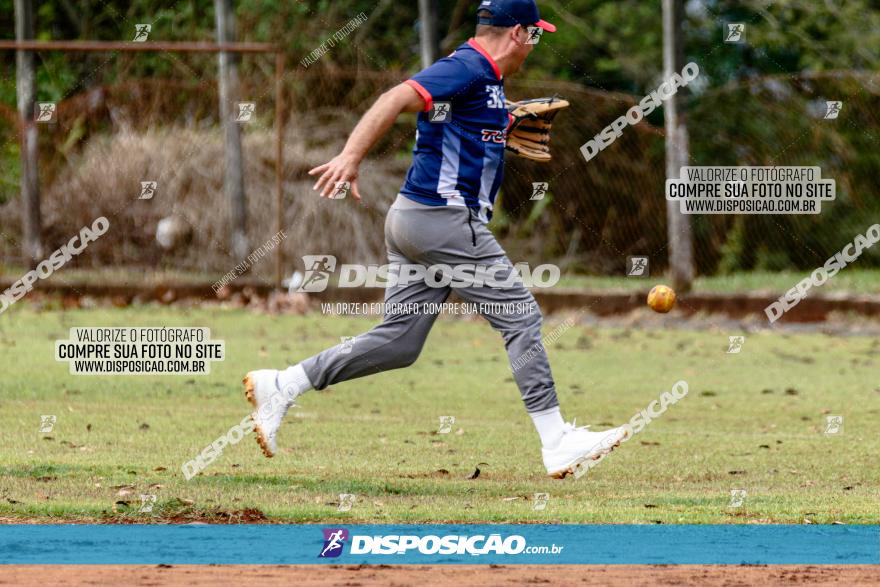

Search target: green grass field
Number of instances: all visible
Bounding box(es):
[4,266,880,295]
[0,306,878,524]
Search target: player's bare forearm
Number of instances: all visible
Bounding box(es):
[308,83,425,200]
[342,85,423,161]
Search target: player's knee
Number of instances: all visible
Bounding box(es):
[496,311,543,349]
[383,331,425,369]
[389,345,422,369]
[509,304,544,332]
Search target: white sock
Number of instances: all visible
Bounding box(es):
[276,364,313,403]
[530,407,566,449]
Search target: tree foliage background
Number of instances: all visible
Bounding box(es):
[1,0,878,274]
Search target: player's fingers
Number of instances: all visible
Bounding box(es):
[313,167,334,193]
[312,171,327,192]
[351,179,362,201]
[308,162,329,177]
[320,170,342,198]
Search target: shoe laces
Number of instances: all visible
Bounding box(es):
[563,419,591,433]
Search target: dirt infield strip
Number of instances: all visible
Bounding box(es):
[1,565,876,586]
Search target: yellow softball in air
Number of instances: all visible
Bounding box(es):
[647,284,676,313]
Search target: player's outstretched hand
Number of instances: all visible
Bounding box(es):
[308,153,362,201]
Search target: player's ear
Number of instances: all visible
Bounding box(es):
[510,24,525,45]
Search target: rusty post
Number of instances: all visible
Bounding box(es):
[274,51,285,289]
[0,40,276,53]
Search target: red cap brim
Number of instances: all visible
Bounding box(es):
[535,19,556,33]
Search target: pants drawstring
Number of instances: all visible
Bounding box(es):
[466,207,477,247]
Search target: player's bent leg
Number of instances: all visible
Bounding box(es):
[296,245,450,389]
[298,300,446,389]
[242,304,443,458]
[451,219,631,477]
[448,234,560,415]
[474,290,631,477]
[242,241,448,457]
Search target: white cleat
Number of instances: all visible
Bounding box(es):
[542,422,630,479]
[242,369,292,458]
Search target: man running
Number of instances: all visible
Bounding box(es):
[244,0,629,478]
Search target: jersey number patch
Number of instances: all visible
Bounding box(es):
[486,85,505,109]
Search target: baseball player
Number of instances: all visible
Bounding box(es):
[244,0,629,478]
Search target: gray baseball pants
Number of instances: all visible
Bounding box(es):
[301,195,559,413]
